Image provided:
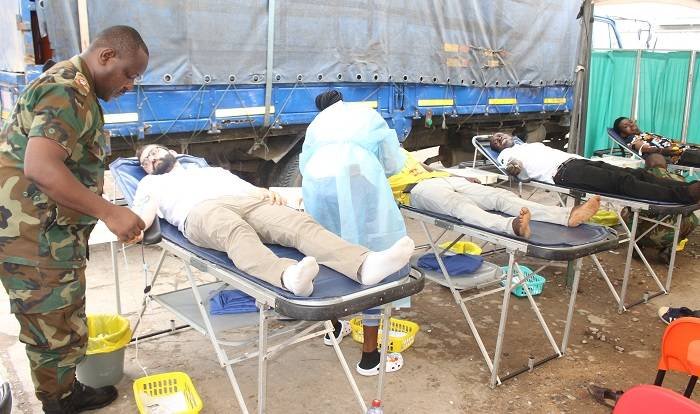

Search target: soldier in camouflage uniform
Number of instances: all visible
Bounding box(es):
[622,154,699,264]
[0,26,149,413]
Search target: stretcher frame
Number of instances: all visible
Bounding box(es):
[400,205,617,387]
[110,157,425,414]
[472,134,700,312]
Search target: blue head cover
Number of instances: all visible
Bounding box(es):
[300,101,407,250]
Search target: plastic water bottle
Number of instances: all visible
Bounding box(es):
[366,399,383,414]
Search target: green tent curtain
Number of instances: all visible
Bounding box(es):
[584,50,696,156]
[637,51,690,140]
[584,50,636,157]
[687,56,700,144]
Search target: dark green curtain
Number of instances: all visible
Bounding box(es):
[637,51,691,139]
[584,50,636,157]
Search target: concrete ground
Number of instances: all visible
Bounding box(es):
[2,181,700,413]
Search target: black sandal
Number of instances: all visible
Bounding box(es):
[588,384,623,409]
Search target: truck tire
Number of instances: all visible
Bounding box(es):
[514,123,547,142]
[269,150,302,187]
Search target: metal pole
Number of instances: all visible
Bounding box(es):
[631,50,642,120]
[263,0,276,127]
[77,0,90,52]
[568,0,594,155]
[681,51,696,144]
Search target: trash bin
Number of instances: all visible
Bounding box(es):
[76,314,131,388]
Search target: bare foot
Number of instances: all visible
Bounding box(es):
[568,195,601,227]
[512,207,532,238]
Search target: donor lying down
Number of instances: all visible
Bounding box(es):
[130,144,415,297]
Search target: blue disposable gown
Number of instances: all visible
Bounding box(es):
[300,101,407,251]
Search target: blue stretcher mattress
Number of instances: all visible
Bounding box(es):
[400,205,618,261]
[109,156,422,311]
[472,135,699,213]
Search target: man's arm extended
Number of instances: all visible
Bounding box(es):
[131,194,159,230]
[24,138,144,242]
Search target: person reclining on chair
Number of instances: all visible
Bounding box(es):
[131,144,415,297]
[489,132,700,204]
[613,117,700,168]
[389,150,601,238]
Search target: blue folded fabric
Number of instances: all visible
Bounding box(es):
[417,253,484,276]
[209,289,258,315]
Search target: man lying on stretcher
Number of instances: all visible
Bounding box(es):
[388,149,601,238]
[489,132,700,204]
[130,144,414,297]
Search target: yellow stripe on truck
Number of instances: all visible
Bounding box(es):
[544,97,567,105]
[417,99,454,107]
[346,101,378,109]
[488,98,517,105]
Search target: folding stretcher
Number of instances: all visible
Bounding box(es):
[606,128,698,177]
[472,134,700,312]
[400,204,617,387]
[109,156,425,414]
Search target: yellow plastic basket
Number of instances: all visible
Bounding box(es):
[133,372,203,414]
[349,317,419,353]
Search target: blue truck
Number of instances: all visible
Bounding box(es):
[1,1,583,186]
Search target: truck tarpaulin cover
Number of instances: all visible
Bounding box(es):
[39,1,580,87]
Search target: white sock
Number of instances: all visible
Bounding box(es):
[359,236,415,285]
[282,257,319,297]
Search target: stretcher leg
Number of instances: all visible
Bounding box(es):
[182,259,250,414]
[490,252,516,388]
[561,258,582,352]
[376,304,392,403]
[257,307,269,414]
[324,320,367,413]
[618,209,639,313]
[419,222,497,377]
[664,214,683,292]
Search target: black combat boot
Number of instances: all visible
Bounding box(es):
[41,397,75,414]
[70,381,118,412]
[42,380,117,413]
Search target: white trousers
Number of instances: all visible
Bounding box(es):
[410,177,570,235]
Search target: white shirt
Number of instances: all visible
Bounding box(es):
[133,165,256,232]
[497,142,581,184]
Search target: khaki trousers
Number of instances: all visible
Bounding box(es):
[183,196,369,288]
[410,177,570,235]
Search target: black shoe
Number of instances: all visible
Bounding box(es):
[70,381,118,412]
[41,398,76,414]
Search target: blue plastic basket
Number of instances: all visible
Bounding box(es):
[499,265,546,297]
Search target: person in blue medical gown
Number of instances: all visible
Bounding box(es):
[300,90,409,376]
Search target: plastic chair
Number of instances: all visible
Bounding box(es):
[654,318,700,398]
[613,384,700,414]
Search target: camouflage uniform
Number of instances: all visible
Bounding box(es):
[622,167,699,250]
[0,56,106,402]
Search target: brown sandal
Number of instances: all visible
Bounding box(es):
[588,384,623,408]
